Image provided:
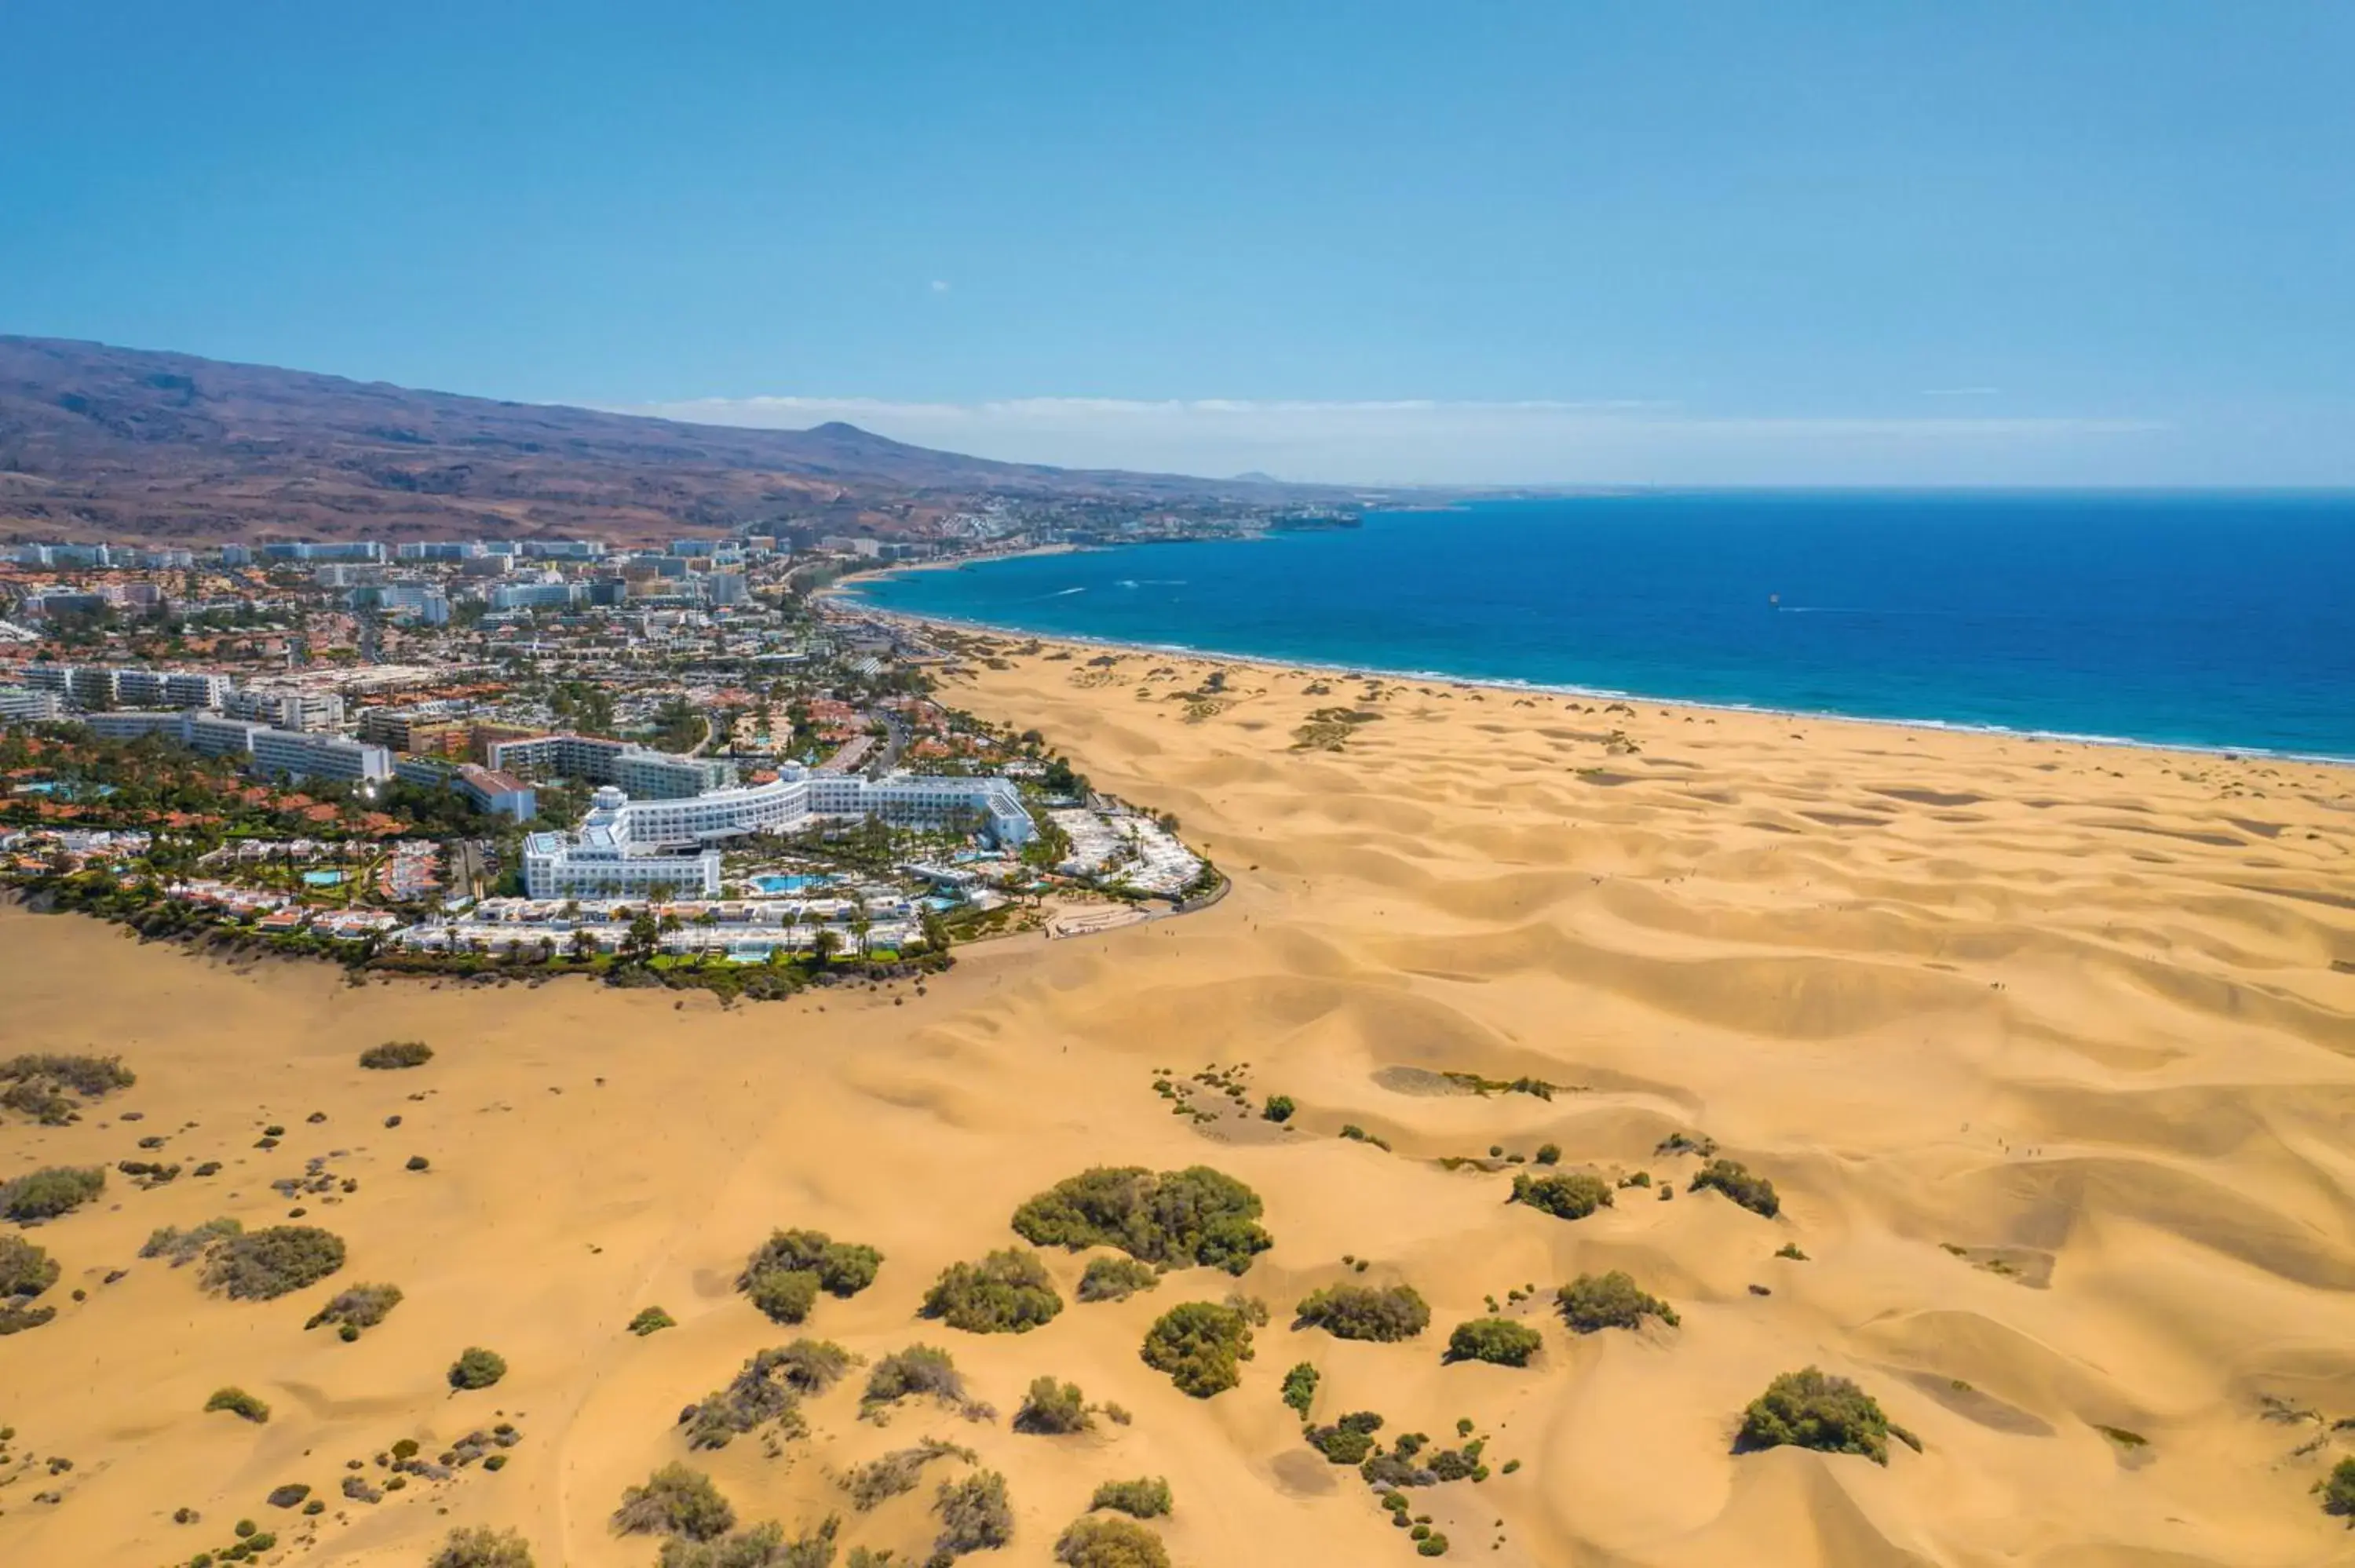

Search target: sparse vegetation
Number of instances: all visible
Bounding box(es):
[0,1053,134,1123]
[1140,1300,1255,1397]
[1440,1071,1559,1099]
[1056,1514,1170,1568]
[448,1347,508,1391]
[205,1387,271,1423]
[305,1282,402,1340]
[1013,1166,1272,1274]
[1556,1271,1680,1333]
[1293,1283,1430,1342]
[1655,1132,1717,1158]
[1689,1159,1780,1218]
[742,1228,884,1296]
[0,1234,59,1299]
[655,1518,842,1568]
[1261,1095,1295,1123]
[200,1225,345,1300]
[612,1462,736,1541]
[922,1249,1064,1333]
[1077,1256,1160,1304]
[746,1268,820,1326]
[684,1340,856,1449]
[1444,1318,1543,1366]
[141,1216,242,1266]
[2,1165,105,1222]
[1736,1367,1896,1464]
[863,1344,984,1418]
[1305,1410,1384,1464]
[1506,1171,1612,1221]
[359,1040,434,1070]
[630,1305,677,1336]
[1776,1242,1809,1260]
[933,1470,1014,1562]
[1013,1376,1092,1435]
[2320,1455,2355,1519]
[1280,1361,1320,1417]
[842,1438,974,1510]
[430,1526,534,1567]
[1089,1477,1173,1519]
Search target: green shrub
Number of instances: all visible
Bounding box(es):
[304,1282,402,1338]
[1090,1477,1172,1519]
[0,1234,58,1299]
[0,1055,134,1123]
[922,1249,1064,1334]
[1013,1166,1272,1274]
[1415,1532,1450,1556]
[1736,1367,1894,1464]
[1556,1271,1679,1333]
[1013,1376,1091,1435]
[655,1517,840,1568]
[746,1268,820,1326]
[862,1344,976,1414]
[1,1165,105,1221]
[359,1040,434,1070]
[612,1462,736,1540]
[740,1229,883,1298]
[1056,1514,1170,1568]
[141,1217,242,1267]
[1532,1143,1561,1165]
[1261,1095,1295,1123]
[1139,1301,1254,1398]
[629,1306,677,1336]
[933,1470,1013,1561]
[1689,1159,1780,1217]
[2321,1455,2355,1517]
[429,1526,534,1567]
[1444,1318,1542,1366]
[449,1347,508,1391]
[205,1387,271,1423]
[1280,1361,1320,1418]
[1507,1172,1611,1221]
[265,1483,310,1508]
[201,1226,345,1300]
[1294,1283,1429,1342]
[842,1438,973,1510]
[1077,1256,1160,1304]
[1305,1411,1382,1464]
[682,1340,855,1449]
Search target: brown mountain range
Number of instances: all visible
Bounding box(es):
[0,335,1332,546]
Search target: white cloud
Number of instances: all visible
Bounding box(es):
[929,279,950,293]
[608,392,2170,486]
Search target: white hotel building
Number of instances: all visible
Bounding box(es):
[520,768,1035,899]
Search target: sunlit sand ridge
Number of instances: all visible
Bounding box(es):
[4,640,2353,1568]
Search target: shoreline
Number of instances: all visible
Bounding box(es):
[826,583,2355,774]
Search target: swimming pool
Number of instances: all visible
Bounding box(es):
[301,870,345,887]
[750,873,830,895]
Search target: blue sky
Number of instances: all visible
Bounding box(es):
[5,2,2350,484]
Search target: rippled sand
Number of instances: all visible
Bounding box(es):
[4,645,2353,1567]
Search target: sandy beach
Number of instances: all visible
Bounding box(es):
[5,640,2355,1568]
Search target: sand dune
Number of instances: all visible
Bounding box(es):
[4,644,2354,1566]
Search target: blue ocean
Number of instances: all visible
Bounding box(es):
[853,494,2355,760]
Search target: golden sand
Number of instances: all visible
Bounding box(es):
[4,644,2354,1567]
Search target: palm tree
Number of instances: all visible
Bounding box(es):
[810,928,842,967]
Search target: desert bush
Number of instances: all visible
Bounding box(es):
[305,1282,403,1340]
[266,1483,311,1508]
[1280,1361,1320,1417]
[933,1471,1013,1561]
[1294,1283,1429,1342]
[741,1229,883,1298]
[613,1462,736,1541]
[2322,1455,2355,1517]
[1139,1301,1254,1398]
[862,1344,977,1414]
[141,1217,242,1267]
[656,1516,840,1568]
[630,1306,677,1336]
[1508,1171,1611,1221]
[1689,1159,1780,1218]
[1076,1256,1159,1304]
[0,1234,58,1299]
[1089,1477,1172,1519]
[842,1438,974,1510]
[1261,1095,1294,1123]
[1013,1376,1092,1435]
[746,1268,820,1326]
[1013,1166,1272,1274]
[1056,1514,1170,1568]
[205,1387,271,1423]
[0,1054,134,1123]
[1735,1367,1894,1464]
[201,1226,345,1300]
[449,1347,508,1390]
[684,1340,856,1449]
[1444,1318,1542,1366]
[1533,1143,1561,1165]
[359,1040,434,1070]
[2,1165,104,1222]
[1305,1411,1383,1464]
[1556,1271,1679,1333]
[429,1526,534,1568]
[1656,1131,1718,1158]
[922,1249,1064,1334]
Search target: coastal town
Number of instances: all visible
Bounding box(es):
[0,523,1224,997]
